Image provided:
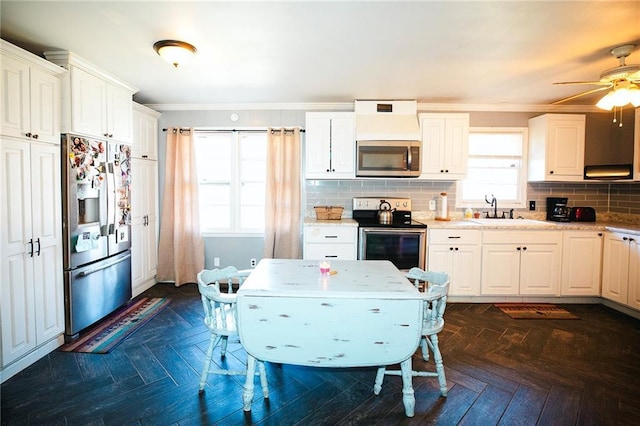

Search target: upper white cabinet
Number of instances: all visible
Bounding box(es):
[305,112,355,179]
[528,114,585,181]
[419,113,469,180]
[602,231,640,310]
[132,102,160,160]
[561,230,603,296]
[44,50,136,143]
[427,229,481,296]
[1,40,64,144]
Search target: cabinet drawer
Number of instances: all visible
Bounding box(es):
[303,243,356,260]
[482,230,561,244]
[304,226,357,243]
[429,229,480,245]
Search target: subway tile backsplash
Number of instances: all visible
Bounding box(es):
[305,180,640,217]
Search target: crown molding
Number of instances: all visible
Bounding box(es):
[143,101,608,114]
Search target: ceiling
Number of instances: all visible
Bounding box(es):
[1,1,640,109]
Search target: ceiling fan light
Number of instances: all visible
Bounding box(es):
[596,91,616,110]
[153,40,197,68]
[628,86,640,107]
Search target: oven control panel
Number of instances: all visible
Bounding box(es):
[352,197,412,211]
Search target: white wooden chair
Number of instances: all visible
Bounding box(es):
[197,267,269,399]
[374,268,450,397]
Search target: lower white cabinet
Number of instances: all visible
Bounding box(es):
[602,231,640,310]
[481,231,561,296]
[303,225,357,260]
[427,229,481,296]
[561,230,603,296]
[1,138,64,370]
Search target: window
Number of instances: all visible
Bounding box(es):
[194,131,267,234]
[456,127,528,209]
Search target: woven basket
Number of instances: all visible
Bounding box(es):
[314,206,344,220]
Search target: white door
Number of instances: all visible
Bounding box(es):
[561,231,602,296]
[602,233,630,304]
[29,68,60,144]
[625,237,640,310]
[0,55,30,139]
[481,244,520,295]
[70,66,106,137]
[304,116,331,177]
[519,243,561,295]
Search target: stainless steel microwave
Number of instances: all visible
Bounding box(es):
[356,140,421,177]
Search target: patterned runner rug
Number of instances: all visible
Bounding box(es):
[60,297,171,353]
[495,303,579,319]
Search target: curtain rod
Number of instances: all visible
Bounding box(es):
[162,127,305,133]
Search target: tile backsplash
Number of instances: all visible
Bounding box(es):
[305,180,639,219]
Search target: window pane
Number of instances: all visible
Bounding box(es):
[194,133,233,181]
[240,206,264,229]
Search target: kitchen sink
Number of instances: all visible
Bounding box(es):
[469,218,546,226]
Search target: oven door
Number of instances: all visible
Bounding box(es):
[358,227,426,270]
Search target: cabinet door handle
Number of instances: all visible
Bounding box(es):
[448,236,461,239]
[454,247,459,251]
[142,155,148,159]
[32,134,39,139]
[325,255,338,258]
[549,170,554,174]
[324,235,338,239]
[623,237,628,241]
[449,247,454,251]
[35,238,41,256]
[517,247,521,251]
[25,132,32,138]
[523,246,527,251]
[630,238,636,242]
[597,233,602,237]
[28,238,34,257]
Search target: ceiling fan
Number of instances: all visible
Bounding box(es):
[552,44,640,110]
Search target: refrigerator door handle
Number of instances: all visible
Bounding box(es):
[106,162,116,235]
[77,253,132,277]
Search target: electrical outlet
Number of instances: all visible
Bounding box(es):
[250,258,257,267]
[214,257,220,267]
[429,200,436,211]
[529,200,536,211]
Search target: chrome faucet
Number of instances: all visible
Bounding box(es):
[485,194,497,218]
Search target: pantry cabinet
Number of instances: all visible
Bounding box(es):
[305,112,355,179]
[427,229,481,296]
[303,224,357,260]
[602,231,640,310]
[560,230,603,296]
[528,114,585,181]
[1,40,63,144]
[131,104,160,297]
[1,139,64,369]
[481,230,562,296]
[419,113,469,180]
[44,50,136,144]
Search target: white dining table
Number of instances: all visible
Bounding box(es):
[236,259,424,417]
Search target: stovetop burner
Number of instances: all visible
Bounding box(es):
[352,197,427,228]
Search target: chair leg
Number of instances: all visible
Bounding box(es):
[220,335,229,357]
[243,355,257,411]
[426,334,447,397]
[257,361,269,399]
[373,367,386,395]
[199,334,222,392]
[420,336,430,362]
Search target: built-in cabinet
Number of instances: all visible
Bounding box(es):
[528,114,586,181]
[427,229,481,296]
[0,40,65,381]
[303,224,358,260]
[560,230,603,296]
[419,113,469,180]
[602,231,640,310]
[305,112,355,179]
[131,103,160,297]
[44,51,136,144]
[481,230,562,296]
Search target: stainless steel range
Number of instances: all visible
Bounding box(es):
[352,197,427,270]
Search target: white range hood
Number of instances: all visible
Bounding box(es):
[355,100,420,141]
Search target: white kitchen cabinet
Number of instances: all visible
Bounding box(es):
[303,225,357,260]
[305,112,355,179]
[602,231,640,310]
[528,114,585,182]
[419,113,469,180]
[132,102,160,160]
[1,138,64,370]
[1,40,63,144]
[481,231,561,296]
[44,51,136,144]
[561,230,603,296]
[428,229,481,296]
[130,104,160,296]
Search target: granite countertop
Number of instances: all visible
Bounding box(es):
[421,218,640,235]
[304,217,358,227]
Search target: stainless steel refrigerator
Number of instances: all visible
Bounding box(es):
[62,134,132,340]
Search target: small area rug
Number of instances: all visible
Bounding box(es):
[60,297,170,353]
[495,303,579,320]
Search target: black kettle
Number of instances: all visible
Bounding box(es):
[378,200,395,224]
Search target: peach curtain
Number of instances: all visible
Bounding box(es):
[262,128,302,259]
[157,127,204,286]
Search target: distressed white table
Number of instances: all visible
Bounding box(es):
[236,259,423,417]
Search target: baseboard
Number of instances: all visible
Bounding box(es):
[0,334,64,384]
[132,278,157,297]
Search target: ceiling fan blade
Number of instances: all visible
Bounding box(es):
[553,81,610,85]
[551,86,611,105]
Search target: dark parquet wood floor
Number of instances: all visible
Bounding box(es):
[2,282,640,425]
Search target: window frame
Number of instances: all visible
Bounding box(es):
[194,129,267,237]
[455,127,528,210]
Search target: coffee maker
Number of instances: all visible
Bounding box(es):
[546,197,570,222]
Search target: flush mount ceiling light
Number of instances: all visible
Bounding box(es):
[153,40,197,68]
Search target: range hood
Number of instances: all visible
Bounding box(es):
[355,100,420,141]
[584,108,636,180]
